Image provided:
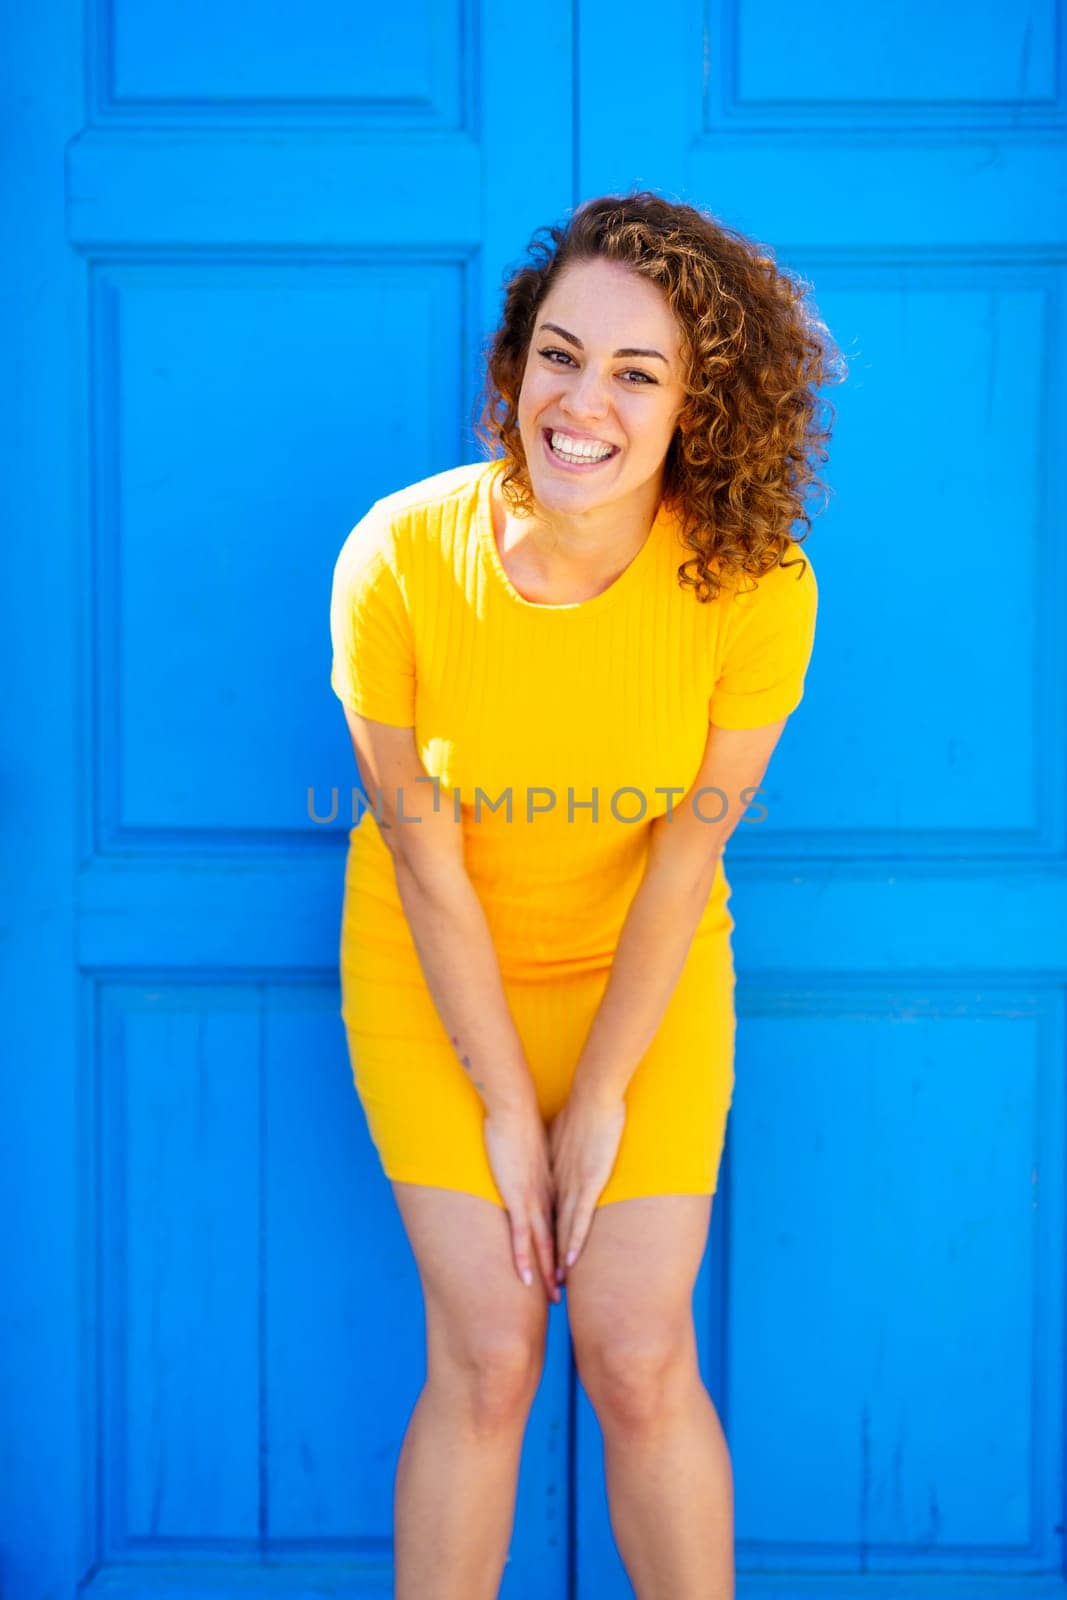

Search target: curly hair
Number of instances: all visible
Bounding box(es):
[471,190,847,603]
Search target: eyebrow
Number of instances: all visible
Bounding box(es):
[537,321,669,364]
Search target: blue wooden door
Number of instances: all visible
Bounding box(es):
[572,3,1067,1596]
[4,2,1066,1597]
[1,3,574,1596]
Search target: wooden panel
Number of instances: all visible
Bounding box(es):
[2,1,577,1595]
[575,0,1067,1593]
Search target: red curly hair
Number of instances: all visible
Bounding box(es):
[472,190,847,603]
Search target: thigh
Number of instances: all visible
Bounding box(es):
[344,1016,505,1209]
[391,1183,551,1367]
[342,929,506,1207]
[565,1193,713,1352]
[342,947,603,1209]
[342,831,734,1213]
[344,931,734,1211]
[592,929,736,1207]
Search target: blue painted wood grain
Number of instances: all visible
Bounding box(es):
[2,0,1066,1595]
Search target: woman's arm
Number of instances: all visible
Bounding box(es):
[342,707,535,1117]
[568,714,793,1108]
[341,706,559,1300]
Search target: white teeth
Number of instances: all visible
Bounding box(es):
[549,430,615,463]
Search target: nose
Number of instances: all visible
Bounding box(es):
[560,366,611,420]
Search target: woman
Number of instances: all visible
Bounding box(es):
[329,190,844,1598]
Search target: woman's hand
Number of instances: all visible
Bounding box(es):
[483,1100,561,1304]
[547,1086,627,1283]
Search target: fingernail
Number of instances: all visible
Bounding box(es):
[522,1267,533,1286]
[565,1248,577,1267]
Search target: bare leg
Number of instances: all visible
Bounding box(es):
[390,1183,550,1600]
[599,1322,734,1599]
[567,1195,733,1600]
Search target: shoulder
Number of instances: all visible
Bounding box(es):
[334,458,487,576]
[371,458,487,522]
[712,540,818,673]
[708,540,820,726]
[733,540,816,594]
[722,540,817,621]
[345,459,490,578]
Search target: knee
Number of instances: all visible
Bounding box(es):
[441,1327,545,1433]
[573,1324,692,1433]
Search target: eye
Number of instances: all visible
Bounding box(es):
[536,347,658,385]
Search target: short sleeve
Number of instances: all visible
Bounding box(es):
[329,510,416,727]
[708,551,818,730]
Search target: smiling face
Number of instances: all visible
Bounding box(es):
[516,257,689,522]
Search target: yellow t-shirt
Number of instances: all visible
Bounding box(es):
[329,457,817,981]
